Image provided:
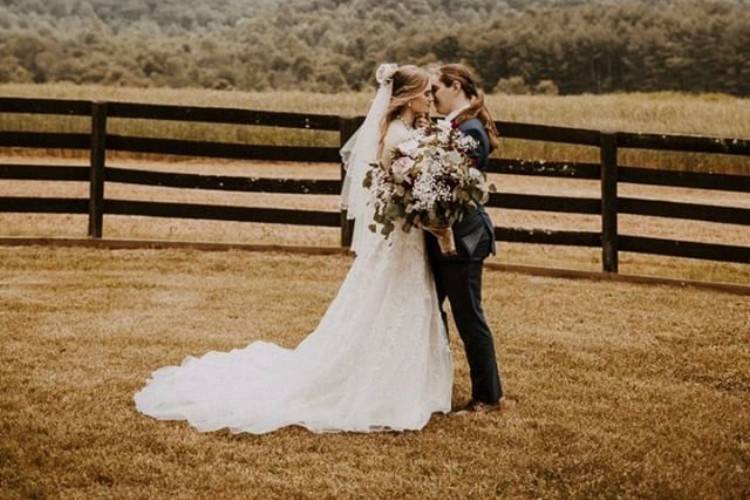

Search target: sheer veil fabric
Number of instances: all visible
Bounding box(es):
[340,62,396,257]
[133,64,453,434]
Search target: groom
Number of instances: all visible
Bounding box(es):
[424,64,504,414]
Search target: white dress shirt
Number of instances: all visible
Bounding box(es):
[445,103,472,123]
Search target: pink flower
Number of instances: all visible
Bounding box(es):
[391,156,415,181]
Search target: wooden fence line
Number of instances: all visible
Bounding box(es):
[106,135,342,162]
[105,167,342,194]
[0,97,748,270]
[105,200,341,227]
[0,196,88,213]
[4,161,749,193]
[3,97,750,152]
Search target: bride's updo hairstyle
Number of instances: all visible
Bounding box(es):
[438,63,501,151]
[378,65,431,147]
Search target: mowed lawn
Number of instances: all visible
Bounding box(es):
[1,246,748,498]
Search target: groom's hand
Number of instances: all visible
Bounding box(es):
[424,224,449,238]
[424,225,457,255]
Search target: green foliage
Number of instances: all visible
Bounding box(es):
[494,76,532,95]
[0,0,748,95]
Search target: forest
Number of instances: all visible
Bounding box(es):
[0,0,748,95]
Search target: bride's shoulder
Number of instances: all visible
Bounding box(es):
[384,119,411,146]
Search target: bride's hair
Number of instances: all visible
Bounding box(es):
[379,65,431,149]
[438,64,501,152]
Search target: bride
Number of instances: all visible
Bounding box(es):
[133,64,453,434]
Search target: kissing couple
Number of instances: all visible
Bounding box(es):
[134,63,506,434]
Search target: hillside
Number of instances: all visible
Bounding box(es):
[0,0,748,94]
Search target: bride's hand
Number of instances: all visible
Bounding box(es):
[414,113,431,130]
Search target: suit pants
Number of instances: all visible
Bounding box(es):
[430,234,503,404]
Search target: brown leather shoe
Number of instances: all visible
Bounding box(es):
[452,398,504,415]
[471,400,503,414]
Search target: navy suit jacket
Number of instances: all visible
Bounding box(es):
[426,117,497,262]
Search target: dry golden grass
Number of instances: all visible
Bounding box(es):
[1,83,749,174]
[0,246,748,498]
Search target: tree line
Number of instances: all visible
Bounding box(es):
[0,0,748,95]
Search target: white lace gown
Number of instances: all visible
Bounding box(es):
[133,121,453,434]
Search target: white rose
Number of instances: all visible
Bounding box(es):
[396,139,420,157]
[446,150,463,165]
[436,119,452,132]
[391,156,415,181]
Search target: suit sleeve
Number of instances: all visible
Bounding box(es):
[462,127,489,172]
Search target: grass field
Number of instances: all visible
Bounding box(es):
[0,247,750,498]
[1,245,748,498]
[1,85,749,498]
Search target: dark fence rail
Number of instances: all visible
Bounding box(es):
[495,120,601,146]
[0,196,88,214]
[618,166,750,192]
[0,164,89,181]
[105,167,342,195]
[487,192,600,214]
[105,200,340,227]
[107,101,342,130]
[486,159,600,179]
[619,236,750,263]
[0,131,91,149]
[106,135,341,162]
[618,197,750,225]
[1,97,748,271]
[495,227,602,247]
[616,131,750,156]
[0,97,92,116]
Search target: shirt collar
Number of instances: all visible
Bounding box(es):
[445,103,472,123]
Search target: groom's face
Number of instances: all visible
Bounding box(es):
[431,77,454,116]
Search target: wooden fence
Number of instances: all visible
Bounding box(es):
[0,97,749,272]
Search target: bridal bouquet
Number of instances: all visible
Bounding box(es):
[363,119,495,254]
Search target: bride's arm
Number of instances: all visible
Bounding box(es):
[380,122,411,169]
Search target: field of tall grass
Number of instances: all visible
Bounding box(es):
[1,83,750,174]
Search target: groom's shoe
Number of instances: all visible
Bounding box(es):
[453,398,505,415]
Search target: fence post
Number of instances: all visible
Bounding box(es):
[600,132,619,272]
[339,116,363,248]
[88,101,107,238]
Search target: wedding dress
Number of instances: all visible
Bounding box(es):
[133,71,453,434]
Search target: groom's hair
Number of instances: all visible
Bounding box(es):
[439,64,501,152]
